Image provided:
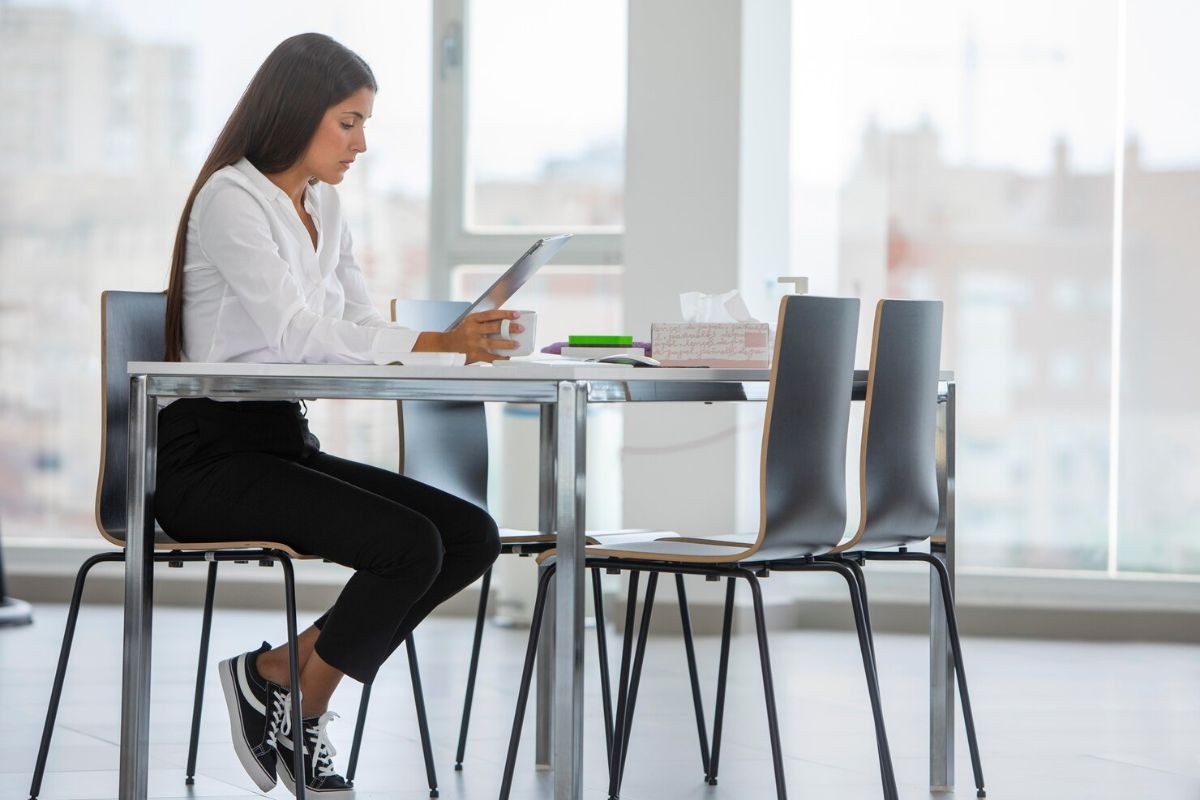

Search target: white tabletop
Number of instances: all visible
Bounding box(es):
[128,360,776,382]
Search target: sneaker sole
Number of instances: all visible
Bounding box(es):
[218,657,277,793]
[277,760,355,799]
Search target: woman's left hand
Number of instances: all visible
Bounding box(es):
[414,309,521,363]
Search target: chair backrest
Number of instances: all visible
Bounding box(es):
[748,294,860,560]
[842,299,943,551]
[390,299,489,509]
[96,290,167,544]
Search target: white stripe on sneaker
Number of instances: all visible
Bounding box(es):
[237,652,268,715]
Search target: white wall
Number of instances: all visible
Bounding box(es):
[623,0,791,546]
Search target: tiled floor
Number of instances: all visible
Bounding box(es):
[7,603,1199,799]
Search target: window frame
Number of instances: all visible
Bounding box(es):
[428,0,624,300]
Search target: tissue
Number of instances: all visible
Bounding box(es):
[652,290,772,368]
[679,290,758,323]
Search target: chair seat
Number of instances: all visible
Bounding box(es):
[102,527,314,559]
[668,533,756,547]
[536,537,754,565]
[500,528,681,547]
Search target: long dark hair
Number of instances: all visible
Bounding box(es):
[164,33,377,360]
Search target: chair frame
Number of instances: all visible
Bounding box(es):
[499,295,900,800]
[28,292,438,800]
[694,299,985,798]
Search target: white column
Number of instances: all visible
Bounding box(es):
[623,0,791,561]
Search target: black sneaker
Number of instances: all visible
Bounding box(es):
[218,642,288,792]
[276,710,354,798]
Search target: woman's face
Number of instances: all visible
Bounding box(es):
[300,86,375,185]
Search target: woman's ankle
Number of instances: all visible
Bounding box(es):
[254,649,291,688]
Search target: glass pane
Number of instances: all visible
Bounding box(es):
[792,0,1119,570]
[1116,0,1200,574]
[467,0,626,229]
[0,1,430,541]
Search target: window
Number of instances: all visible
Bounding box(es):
[0,1,432,540]
[792,0,1120,571]
[429,0,624,316]
[1114,0,1200,574]
[466,0,625,231]
[794,0,1200,576]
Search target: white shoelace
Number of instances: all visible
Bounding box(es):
[267,688,290,749]
[307,711,340,778]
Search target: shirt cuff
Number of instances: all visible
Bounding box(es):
[370,325,421,365]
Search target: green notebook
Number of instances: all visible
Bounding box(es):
[568,335,633,346]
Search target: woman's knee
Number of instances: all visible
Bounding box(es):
[470,507,502,565]
[369,518,445,581]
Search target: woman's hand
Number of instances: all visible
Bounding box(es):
[413,309,522,363]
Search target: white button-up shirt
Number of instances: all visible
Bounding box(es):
[182,158,418,365]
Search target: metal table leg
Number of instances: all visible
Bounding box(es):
[120,375,156,800]
[930,381,957,791]
[553,382,587,800]
[536,404,556,770]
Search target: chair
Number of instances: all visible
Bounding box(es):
[696,300,985,798]
[340,299,712,781]
[500,294,900,800]
[28,291,437,800]
[819,299,985,797]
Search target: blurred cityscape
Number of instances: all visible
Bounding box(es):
[0,3,1196,575]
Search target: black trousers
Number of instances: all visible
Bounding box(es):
[154,398,501,684]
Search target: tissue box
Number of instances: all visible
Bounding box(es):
[651,322,771,367]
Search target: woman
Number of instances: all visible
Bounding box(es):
[156,33,508,798]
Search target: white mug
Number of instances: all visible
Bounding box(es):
[492,310,537,357]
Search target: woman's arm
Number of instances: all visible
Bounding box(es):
[196,184,416,364]
[328,214,521,362]
[333,219,391,328]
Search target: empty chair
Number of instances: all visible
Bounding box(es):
[499,294,899,800]
[821,299,985,797]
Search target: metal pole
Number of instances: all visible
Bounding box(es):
[930,381,956,791]
[535,404,557,769]
[119,375,156,800]
[552,381,587,800]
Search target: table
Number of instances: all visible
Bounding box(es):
[119,362,957,799]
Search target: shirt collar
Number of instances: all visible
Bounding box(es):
[233,157,321,216]
[232,158,289,203]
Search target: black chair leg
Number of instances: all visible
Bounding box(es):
[455,566,492,770]
[742,571,787,800]
[185,560,219,785]
[675,573,712,780]
[605,572,641,800]
[706,576,737,786]
[28,553,118,800]
[835,556,877,660]
[498,564,557,800]
[346,682,371,783]
[592,568,615,761]
[832,556,898,794]
[279,555,307,800]
[862,550,987,797]
[406,635,439,797]
[827,562,898,800]
[614,573,659,793]
[918,552,987,798]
